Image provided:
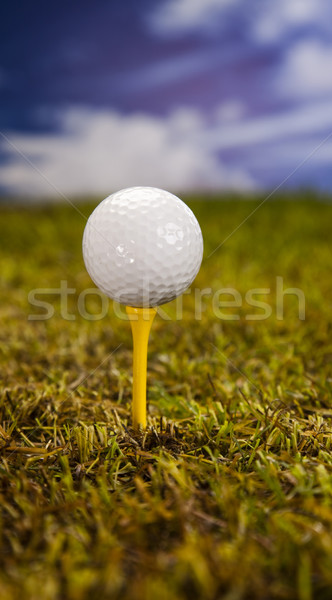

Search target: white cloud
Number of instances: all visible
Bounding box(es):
[2,100,331,198]
[242,137,332,169]
[202,101,332,189]
[215,100,246,123]
[149,0,331,39]
[118,49,219,91]
[252,0,331,43]
[147,0,235,35]
[204,101,332,150]
[276,40,332,99]
[0,107,256,198]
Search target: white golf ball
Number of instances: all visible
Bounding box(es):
[82,186,203,307]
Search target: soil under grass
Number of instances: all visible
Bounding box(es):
[1,194,332,600]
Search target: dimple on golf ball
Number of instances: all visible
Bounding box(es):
[82,186,203,307]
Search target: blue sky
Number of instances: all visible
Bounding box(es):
[1,0,332,197]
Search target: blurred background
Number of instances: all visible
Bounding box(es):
[1,0,332,200]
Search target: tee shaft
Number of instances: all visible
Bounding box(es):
[126,306,157,429]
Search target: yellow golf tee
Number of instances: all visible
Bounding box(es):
[126,306,157,429]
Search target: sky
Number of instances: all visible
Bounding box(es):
[0,0,332,198]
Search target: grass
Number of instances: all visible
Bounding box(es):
[0,194,332,599]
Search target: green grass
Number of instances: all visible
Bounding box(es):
[1,195,332,600]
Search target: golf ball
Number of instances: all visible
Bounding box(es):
[82,186,203,307]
